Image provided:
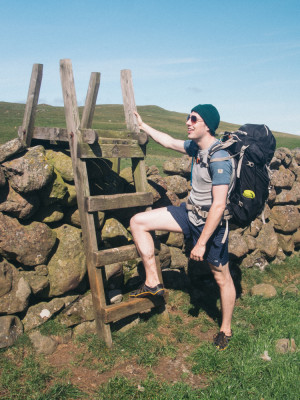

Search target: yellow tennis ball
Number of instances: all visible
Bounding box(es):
[243,190,255,199]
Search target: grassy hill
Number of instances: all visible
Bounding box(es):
[1,102,299,155]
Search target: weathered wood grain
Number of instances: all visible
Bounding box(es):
[20,64,43,146]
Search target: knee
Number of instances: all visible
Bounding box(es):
[130,213,145,232]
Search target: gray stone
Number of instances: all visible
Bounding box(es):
[291,148,300,164]
[73,321,96,337]
[101,218,131,247]
[169,246,188,269]
[229,230,248,259]
[243,234,257,251]
[0,138,26,163]
[3,146,54,193]
[158,243,171,269]
[29,330,58,355]
[0,212,57,266]
[58,293,94,327]
[0,260,31,314]
[163,155,191,177]
[0,315,23,348]
[163,175,188,196]
[0,166,6,187]
[40,169,68,206]
[34,204,64,224]
[256,222,278,258]
[45,149,74,182]
[0,183,40,219]
[251,283,277,298]
[241,251,268,269]
[21,271,49,295]
[277,233,294,253]
[22,298,65,331]
[48,224,86,297]
[147,174,168,203]
[270,205,300,233]
[244,218,263,237]
[270,166,295,189]
[119,167,134,183]
[273,147,293,167]
[63,182,77,206]
[166,232,184,248]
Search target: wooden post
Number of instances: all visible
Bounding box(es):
[81,72,101,129]
[60,59,112,347]
[120,69,148,145]
[20,64,43,146]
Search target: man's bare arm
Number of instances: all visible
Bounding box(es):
[134,111,186,154]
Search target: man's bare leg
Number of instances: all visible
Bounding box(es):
[209,262,236,337]
[130,207,183,287]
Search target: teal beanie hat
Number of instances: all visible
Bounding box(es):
[191,104,220,135]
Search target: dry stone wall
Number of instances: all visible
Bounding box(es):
[0,137,299,349]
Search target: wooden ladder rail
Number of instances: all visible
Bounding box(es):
[59,59,167,347]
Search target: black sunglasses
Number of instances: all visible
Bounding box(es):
[186,114,202,124]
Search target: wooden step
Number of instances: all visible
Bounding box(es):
[85,192,153,212]
[101,294,167,323]
[78,139,144,159]
[93,244,139,267]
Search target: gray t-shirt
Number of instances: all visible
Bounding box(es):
[184,139,233,225]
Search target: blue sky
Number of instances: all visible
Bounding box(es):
[1,0,300,134]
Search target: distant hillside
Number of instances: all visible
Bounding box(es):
[0,102,299,154]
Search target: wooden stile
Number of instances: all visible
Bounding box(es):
[19,60,167,347]
[19,64,43,145]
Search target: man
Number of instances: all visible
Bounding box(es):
[129,104,236,350]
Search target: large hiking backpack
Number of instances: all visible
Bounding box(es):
[209,124,276,228]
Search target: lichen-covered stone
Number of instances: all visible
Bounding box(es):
[63,182,77,206]
[35,204,64,224]
[0,260,31,314]
[29,331,58,355]
[45,149,74,182]
[0,138,26,163]
[163,175,188,196]
[0,183,40,219]
[21,271,49,295]
[0,166,6,187]
[3,146,54,193]
[256,222,278,258]
[163,155,191,177]
[0,315,23,349]
[22,298,65,331]
[277,233,294,253]
[270,205,300,232]
[58,293,94,327]
[166,232,184,248]
[101,218,131,247]
[47,224,86,296]
[270,166,295,189]
[40,169,68,205]
[0,212,57,266]
[229,230,248,259]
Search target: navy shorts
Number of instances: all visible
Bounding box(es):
[167,203,229,267]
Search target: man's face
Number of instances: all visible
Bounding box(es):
[186,111,210,140]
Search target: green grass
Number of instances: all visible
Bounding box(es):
[0,255,299,399]
[1,102,300,151]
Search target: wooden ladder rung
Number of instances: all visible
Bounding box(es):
[93,244,139,267]
[78,140,144,159]
[102,295,168,323]
[85,192,153,212]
